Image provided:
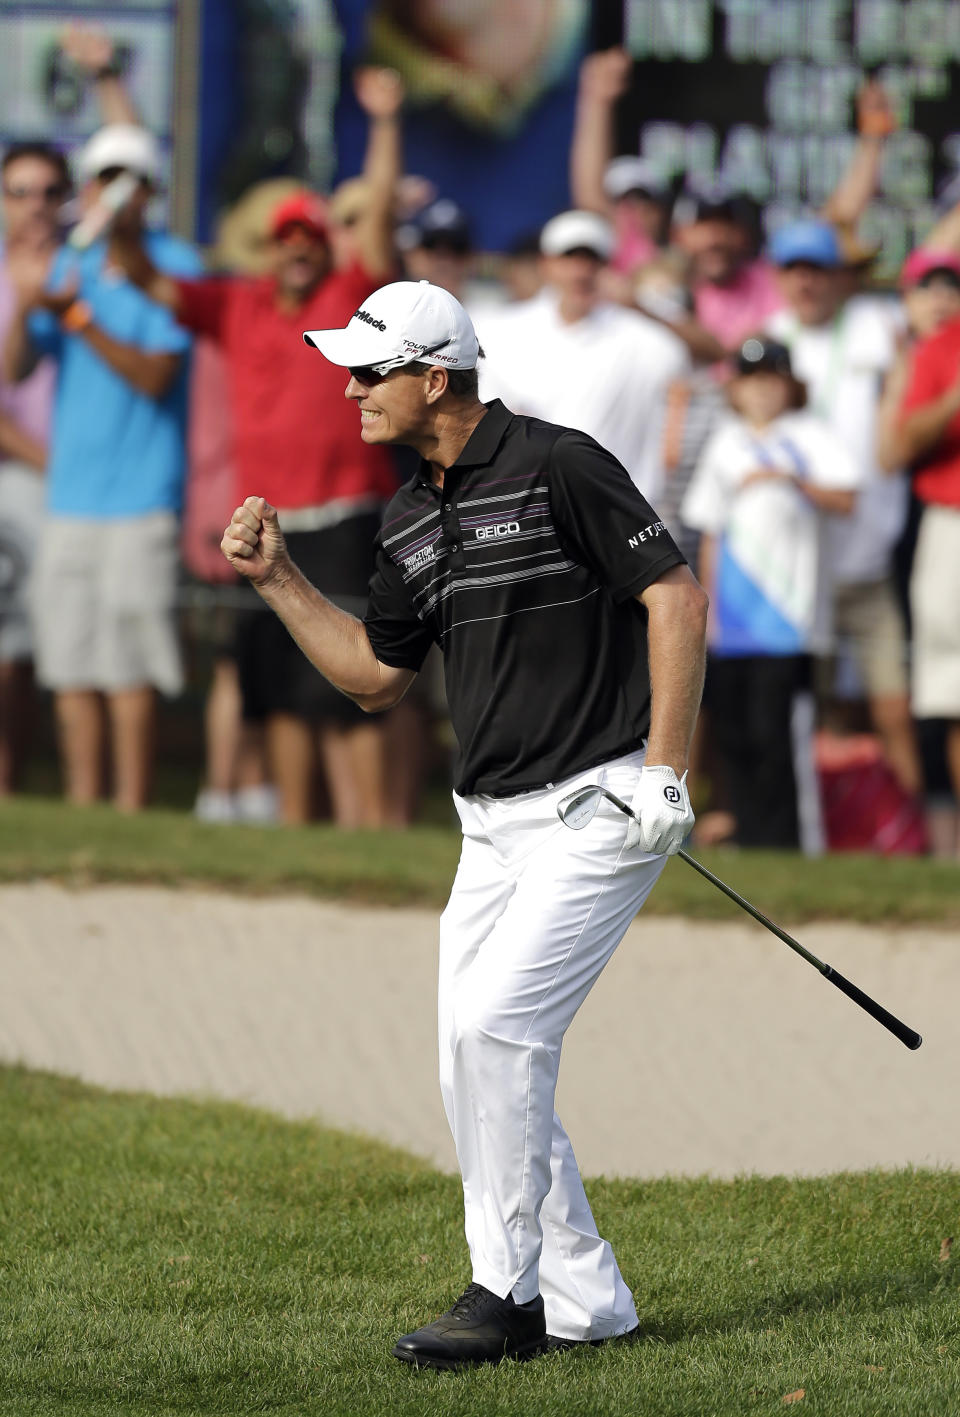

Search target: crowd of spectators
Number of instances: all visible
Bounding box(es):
[1,30,959,858]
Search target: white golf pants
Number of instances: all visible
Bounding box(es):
[438,747,666,1341]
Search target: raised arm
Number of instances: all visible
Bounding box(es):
[820,79,896,231]
[222,497,415,712]
[352,66,405,278]
[60,24,140,125]
[569,48,632,216]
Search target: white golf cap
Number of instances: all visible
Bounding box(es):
[539,210,614,261]
[603,155,668,202]
[303,279,480,376]
[77,124,161,184]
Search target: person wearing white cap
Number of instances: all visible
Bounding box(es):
[474,210,688,504]
[222,278,708,1368]
[1,121,203,811]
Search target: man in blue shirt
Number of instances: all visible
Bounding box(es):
[2,124,203,810]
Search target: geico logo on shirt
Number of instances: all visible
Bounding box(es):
[475,522,520,540]
[353,307,387,331]
[627,520,666,548]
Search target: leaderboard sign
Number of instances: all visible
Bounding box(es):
[0,2,176,219]
[606,0,960,271]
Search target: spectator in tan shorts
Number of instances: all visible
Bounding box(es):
[2,124,204,811]
[765,220,921,798]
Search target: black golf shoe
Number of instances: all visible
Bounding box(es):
[392,1282,547,1369]
[546,1325,641,1353]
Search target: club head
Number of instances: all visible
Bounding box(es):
[557,785,604,830]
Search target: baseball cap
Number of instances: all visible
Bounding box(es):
[396,198,472,253]
[303,279,480,376]
[900,248,960,289]
[603,156,668,202]
[539,210,614,261]
[768,220,842,269]
[77,124,160,184]
[671,179,752,228]
[735,336,794,377]
[269,190,327,240]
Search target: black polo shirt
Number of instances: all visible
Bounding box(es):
[364,400,685,796]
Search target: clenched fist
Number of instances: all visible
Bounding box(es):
[221,496,290,585]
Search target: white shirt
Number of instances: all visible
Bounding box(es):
[476,289,689,502]
[682,410,862,655]
[766,295,907,586]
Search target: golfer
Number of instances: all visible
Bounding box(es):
[221,279,708,1368]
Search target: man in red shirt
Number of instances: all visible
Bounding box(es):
[116,68,406,825]
[896,284,960,858]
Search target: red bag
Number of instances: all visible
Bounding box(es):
[815,733,928,855]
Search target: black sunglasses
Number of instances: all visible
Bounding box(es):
[347,365,389,385]
[347,339,452,386]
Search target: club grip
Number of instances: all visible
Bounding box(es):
[824,966,922,1050]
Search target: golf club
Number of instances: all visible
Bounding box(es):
[557,783,922,1051]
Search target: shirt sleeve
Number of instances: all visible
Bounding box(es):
[681,427,732,535]
[548,429,686,602]
[900,333,950,415]
[363,540,436,671]
[173,277,231,341]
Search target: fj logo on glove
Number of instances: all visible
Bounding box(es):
[663,785,681,804]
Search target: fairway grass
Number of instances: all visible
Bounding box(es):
[1,794,959,923]
[2,1069,960,1416]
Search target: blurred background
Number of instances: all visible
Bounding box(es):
[5,1,957,264]
[2,0,960,858]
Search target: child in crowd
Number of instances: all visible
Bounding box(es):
[682,338,861,852]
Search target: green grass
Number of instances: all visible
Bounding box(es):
[2,1068,960,1416]
[0,794,958,924]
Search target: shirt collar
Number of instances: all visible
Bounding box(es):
[415,399,513,485]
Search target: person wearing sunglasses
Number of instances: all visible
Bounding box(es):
[221,277,708,1368]
[2,123,205,813]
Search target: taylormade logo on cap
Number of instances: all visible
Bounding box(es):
[303,280,480,376]
[354,308,387,331]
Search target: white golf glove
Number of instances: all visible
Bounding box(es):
[625,765,695,855]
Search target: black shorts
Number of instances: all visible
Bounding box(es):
[237,512,382,726]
